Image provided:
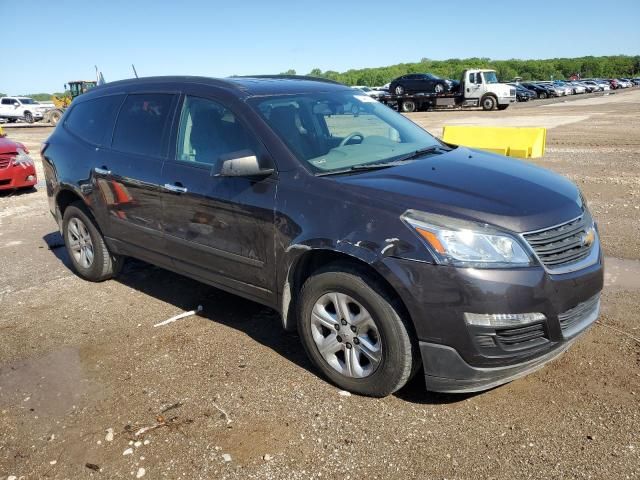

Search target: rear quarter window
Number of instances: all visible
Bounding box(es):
[64,95,124,146]
[112,94,175,157]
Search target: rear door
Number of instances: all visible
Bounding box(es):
[160,93,278,304]
[0,98,16,118]
[95,92,178,259]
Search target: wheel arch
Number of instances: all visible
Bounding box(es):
[280,247,414,337]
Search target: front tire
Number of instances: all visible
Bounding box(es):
[481,95,497,111]
[24,112,34,124]
[49,110,63,126]
[297,265,417,397]
[62,202,123,282]
[434,82,445,94]
[394,84,405,95]
[539,92,548,99]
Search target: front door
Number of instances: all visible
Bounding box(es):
[160,94,277,304]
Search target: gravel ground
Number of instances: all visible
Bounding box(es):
[1,90,639,480]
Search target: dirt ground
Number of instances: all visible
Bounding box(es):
[1,90,639,480]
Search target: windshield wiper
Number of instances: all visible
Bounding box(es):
[315,145,448,177]
[393,145,446,163]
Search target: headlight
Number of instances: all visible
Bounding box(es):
[13,148,34,167]
[401,210,532,268]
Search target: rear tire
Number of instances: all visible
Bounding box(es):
[401,100,416,113]
[62,202,123,282]
[297,264,417,397]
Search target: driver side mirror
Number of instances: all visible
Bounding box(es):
[13,101,20,107]
[217,150,274,177]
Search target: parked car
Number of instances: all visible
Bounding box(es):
[0,129,37,191]
[521,82,556,99]
[567,82,587,94]
[351,86,384,99]
[582,80,603,92]
[570,81,593,93]
[42,75,603,397]
[631,78,640,86]
[0,96,50,124]
[507,83,536,102]
[389,73,449,95]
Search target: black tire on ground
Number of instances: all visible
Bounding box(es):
[49,110,63,126]
[62,202,123,282]
[401,100,416,113]
[481,95,497,111]
[7,118,17,123]
[297,264,418,397]
[539,92,548,99]
[434,83,445,94]
[24,112,34,124]
[394,84,405,95]
[497,104,509,110]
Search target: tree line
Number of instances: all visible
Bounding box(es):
[291,55,640,86]
[4,55,639,99]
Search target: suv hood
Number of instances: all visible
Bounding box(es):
[335,147,582,233]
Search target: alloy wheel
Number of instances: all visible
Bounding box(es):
[310,292,382,378]
[67,217,95,268]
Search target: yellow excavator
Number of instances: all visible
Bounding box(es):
[44,80,97,125]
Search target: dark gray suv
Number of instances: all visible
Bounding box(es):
[42,76,603,397]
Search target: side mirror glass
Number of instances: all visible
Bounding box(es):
[217,150,274,177]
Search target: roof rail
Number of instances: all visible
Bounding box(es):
[235,74,343,85]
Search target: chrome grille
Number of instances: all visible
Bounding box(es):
[523,214,594,269]
[558,294,600,333]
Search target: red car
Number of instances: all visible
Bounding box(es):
[0,130,37,191]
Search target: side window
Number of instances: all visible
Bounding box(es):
[468,73,475,83]
[64,95,124,146]
[2,98,13,105]
[477,73,483,84]
[112,94,175,157]
[176,96,254,166]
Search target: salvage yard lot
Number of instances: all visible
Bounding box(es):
[1,90,639,479]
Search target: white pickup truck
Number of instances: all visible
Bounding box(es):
[0,96,50,123]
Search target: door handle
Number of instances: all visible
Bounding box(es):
[164,183,188,194]
[94,167,111,175]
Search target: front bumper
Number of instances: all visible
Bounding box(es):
[497,96,517,105]
[382,249,603,393]
[0,162,37,190]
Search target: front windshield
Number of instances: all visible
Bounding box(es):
[251,90,441,174]
[483,72,498,84]
[18,98,37,104]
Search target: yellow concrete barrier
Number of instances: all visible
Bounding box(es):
[441,126,547,158]
[0,126,3,136]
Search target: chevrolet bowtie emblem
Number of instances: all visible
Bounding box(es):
[581,228,595,247]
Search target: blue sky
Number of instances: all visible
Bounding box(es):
[2,0,638,94]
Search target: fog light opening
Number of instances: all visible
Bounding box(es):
[464,312,546,328]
